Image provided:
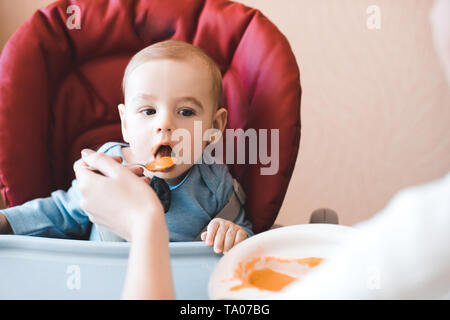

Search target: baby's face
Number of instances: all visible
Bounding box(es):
[119,57,225,183]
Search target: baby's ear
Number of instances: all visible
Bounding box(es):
[213,107,228,133]
[118,103,129,143]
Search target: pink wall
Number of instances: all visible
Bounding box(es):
[238,0,450,226]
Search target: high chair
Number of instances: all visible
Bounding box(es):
[0,0,301,299]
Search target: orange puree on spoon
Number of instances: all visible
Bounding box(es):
[145,156,176,172]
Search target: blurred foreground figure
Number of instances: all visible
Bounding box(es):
[275,0,450,299]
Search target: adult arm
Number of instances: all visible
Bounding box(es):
[74,149,175,299]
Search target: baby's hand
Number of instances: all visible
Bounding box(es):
[200,218,247,254]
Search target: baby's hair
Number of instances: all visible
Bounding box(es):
[122,40,222,108]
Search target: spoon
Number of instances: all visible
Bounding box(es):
[127,156,176,177]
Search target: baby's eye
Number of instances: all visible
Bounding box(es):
[141,108,156,116]
[178,108,195,117]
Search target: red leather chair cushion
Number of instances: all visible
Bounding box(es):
[0,0,301,233]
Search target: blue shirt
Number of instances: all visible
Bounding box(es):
[2,142,254,241]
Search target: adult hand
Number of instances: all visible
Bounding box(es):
[74,149,174,299]
[73,149,165,242]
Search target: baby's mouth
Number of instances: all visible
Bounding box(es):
[144,145,176,173]
[155,145,173,159]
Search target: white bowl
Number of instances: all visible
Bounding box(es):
[208,224,355,299]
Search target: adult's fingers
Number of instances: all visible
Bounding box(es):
[140,176,151,184]
[81,149,124,179]
[74,162,108,197]
[73,158,88,172]
[74,158,96,181]
[76,152,142,177]
[73,155,121,174]
[130,166,144,176]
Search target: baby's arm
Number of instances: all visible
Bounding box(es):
[202,165,254,253]
[0,179,90,238]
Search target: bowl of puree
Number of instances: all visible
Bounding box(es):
[208,223,354,299]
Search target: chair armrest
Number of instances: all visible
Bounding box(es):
[309,208,339,224]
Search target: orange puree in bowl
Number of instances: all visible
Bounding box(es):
[145,156,175,172]
[229,256,324,292]
[246,268,297,291]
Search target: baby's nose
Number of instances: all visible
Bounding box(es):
[156,126,172,133]
[156,113,175,133]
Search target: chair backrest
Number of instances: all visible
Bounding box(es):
[0,0,301,233]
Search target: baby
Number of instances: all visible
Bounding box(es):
[0,40,253,253]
